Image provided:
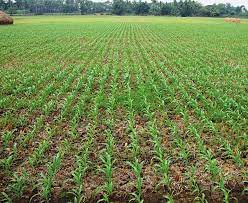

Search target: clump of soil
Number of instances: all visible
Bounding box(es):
[0,11,13,25]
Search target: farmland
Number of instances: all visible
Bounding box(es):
[0,16,247,202]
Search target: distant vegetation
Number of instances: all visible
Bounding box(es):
[0,16,247,203]
[1,0,248,17]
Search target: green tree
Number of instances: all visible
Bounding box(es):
[161,3,172,16]
[112,0,125,15]
[0,0,6,10]
[199,7,211,17]
[134,1,149,15]
[64,0,78,13]
[80,0,91,14]
[149,2,161,16]
[171,0,180,15]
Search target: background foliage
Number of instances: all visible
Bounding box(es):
[0,0,247,17]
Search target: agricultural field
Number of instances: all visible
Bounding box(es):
[0,16,248,202]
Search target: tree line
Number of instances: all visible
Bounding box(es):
[0,0,247,17]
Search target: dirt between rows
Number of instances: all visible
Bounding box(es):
[11,186,248,203]
[1,110,247,203]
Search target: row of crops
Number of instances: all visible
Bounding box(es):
[0,17,247,202]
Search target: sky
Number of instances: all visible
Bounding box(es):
[164,0,248,7]
[95,0,248,8]
[200,0,247,7]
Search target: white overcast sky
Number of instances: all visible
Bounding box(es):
[163,0,248,7]
[97,1,248,7]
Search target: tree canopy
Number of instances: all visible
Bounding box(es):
[0,0,247,17]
